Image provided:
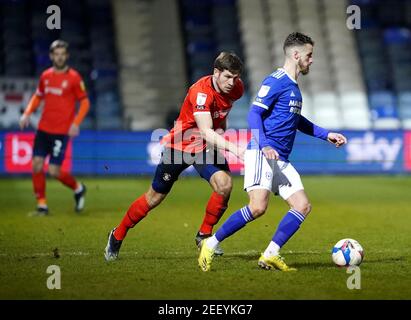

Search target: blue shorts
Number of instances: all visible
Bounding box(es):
[152,147,230,194]
[33,130,69,165]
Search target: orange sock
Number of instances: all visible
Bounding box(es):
[114,194,150,240]
[57,171,78,190]
[37,198,47,207]
[32,172,46,202]
[199,192,228,235]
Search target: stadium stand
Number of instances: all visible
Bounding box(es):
[114,0,187,130]
[353,0,411,129]
[179,0,249,129]
[1,0,410,131]
[0,0,121,130]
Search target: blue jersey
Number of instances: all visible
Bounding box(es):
[248,68,329,161]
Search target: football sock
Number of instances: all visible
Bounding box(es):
[57,171,78,190]
[114,194,150,240]
[263,241,281,258]
[74,183,83,193]
[199,192,228,235]
[271,209,306,251]
[37,198,48,208]
[213,206,254,244]
[32,171,46,201]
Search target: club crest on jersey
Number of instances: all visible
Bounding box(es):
[257,85,270,98]
[62,80,68,88]
[196,92,207,106]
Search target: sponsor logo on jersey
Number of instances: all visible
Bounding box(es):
[163,173,172,181]
[289,100,302,107]
[196,92,207,106]
[44,87,63,95]
[290,91,295,97]
[289,107,301,115]
[257,85,270,98]
[196,105,206,110]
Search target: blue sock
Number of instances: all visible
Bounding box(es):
[272,209,305,248]
[215,206,254,242]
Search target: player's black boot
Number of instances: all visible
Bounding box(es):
[74,183,86,212]
[34,205,49,216]
[104,228,123,261]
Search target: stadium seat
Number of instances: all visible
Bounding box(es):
[369,91,401,129]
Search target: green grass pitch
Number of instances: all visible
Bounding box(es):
[0,175,410,299]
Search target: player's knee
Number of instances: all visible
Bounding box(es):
[32,159,43,173]
[48,167,60,178]
[215,180,232,198]
[249,203,267,218]
[293,201,312,216]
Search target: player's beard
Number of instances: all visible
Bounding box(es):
[53,59,67,70]
[299,60,310,75]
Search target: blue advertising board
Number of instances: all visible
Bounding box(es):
[0,130,409,175]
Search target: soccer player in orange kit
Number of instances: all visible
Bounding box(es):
[19,40,90,215]
[105,52,245,261]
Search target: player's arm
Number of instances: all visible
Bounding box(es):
[248,79,283,160]
[20,76,45,130]
[68,97,90,137]
[248,106,279,160]
[194,113,243,159]
[298,115,347,147]
[69,77,90,137]
[19,94,42,130]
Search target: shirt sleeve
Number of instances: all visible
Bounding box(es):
[73,74,87,100]
[35,74,45,97]
[297,115,330,140]
[252,78,281,111]
[248,105,270,148]
[189,88,214,115]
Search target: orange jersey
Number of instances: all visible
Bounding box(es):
[35,67,87,134]
[162,75,244,153]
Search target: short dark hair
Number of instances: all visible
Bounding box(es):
[214,51,243,75]
[49,40,69,53]
[283,32,314,53]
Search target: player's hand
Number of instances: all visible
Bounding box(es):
[68,124,80,137]
[19,114,30,130]
[215,128,225,136]
[327,132,347,148]
[262,146,279,160]
[234,145,246,161]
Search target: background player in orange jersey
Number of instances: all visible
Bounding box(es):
[105,52,245,261]
[19,40,90,215]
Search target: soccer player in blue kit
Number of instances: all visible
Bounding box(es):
[198,32,348,272]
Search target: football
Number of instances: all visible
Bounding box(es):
[332,238,364,267]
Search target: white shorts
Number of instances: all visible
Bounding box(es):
[243,149,304,200]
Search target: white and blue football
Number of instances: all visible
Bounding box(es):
[332,238,364,267]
